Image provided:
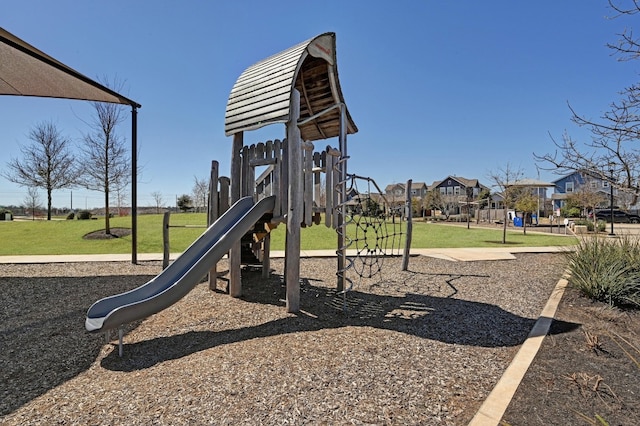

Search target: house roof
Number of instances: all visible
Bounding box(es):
[225,32,357,141]
[510,178,555,187]
[384,182,427,192]
[430,176,484,190]
[0,27,140,107]
[550,170,593,184]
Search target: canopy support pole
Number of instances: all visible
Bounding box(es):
[131,106,138,264]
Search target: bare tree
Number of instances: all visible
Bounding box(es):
[192,176,208,213]
[23,187,43,221]
[535,1,640,204]
[151,191,164,214]
[423,189,459,219]
[487,164,525,243]
[115,187,129,217]
[2,121,79,220]
[78,77,130,234]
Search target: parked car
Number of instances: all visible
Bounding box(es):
[594,209,640,223]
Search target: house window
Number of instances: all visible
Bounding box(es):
[603,181,609,188]
[454,186,460,195]
[446,187,453,195]
[565,182,574,193]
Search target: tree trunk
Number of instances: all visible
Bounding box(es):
[105,188,111,234]
[47,188,52,221]
[502,208,507,244]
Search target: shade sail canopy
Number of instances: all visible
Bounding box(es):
[1,26,141,263]
[225,32,357,141]
[0,27,140,107]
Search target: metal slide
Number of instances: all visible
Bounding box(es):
[85,196,275,333]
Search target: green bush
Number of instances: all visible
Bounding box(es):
[66,212,75,220]
[561,206,581,218]
[77,210,92,220]
[565,235,640,308]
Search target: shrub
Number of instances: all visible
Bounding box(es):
[77,210,92,220]
[565,235,640,308]
[66,212,75,220]
[561,206,581,218]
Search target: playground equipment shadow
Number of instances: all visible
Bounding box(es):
[100,282,576,372]
[0,250,569,424]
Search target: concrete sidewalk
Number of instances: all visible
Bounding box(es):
[0,246,569,264]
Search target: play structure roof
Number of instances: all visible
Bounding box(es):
[225,32,357,141]
[0,27,140,107]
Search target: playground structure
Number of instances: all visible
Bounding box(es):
[86,33,407,354]
[222,32,358,313]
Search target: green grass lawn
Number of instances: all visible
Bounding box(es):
[0,213,577,256]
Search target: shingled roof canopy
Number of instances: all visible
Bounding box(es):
[225,32,357,141]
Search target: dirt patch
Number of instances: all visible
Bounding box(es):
[502,286,640,425]
[83,227,131,239]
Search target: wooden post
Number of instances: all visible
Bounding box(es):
[241,145,250,197]
[208,160,219,291]
[229,132,243,297]
[162,211,170,269]
[285,89,302,313]
[402,179,413,271]
[303,141,314,226]
[336,104,348,291]
[274,139,283,218]
[262,233,271,279]
[325,150,334,228]
[219,176,230,214]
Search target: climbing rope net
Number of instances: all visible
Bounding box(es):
[337,174,406,289]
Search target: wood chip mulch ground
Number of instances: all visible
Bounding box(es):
[1,253,567,425]
[502,286,640,425]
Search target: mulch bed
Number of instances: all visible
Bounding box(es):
[501,286,640,425]
[83,227,131,240]
[1,253,572,425]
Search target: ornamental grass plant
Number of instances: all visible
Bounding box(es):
[566,234,640,308]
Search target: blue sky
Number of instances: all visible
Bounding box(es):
[1,1,636,208]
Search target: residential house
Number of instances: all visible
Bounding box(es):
[428,176,488,215]
[551,171,614,211]
[384,181,428,208]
